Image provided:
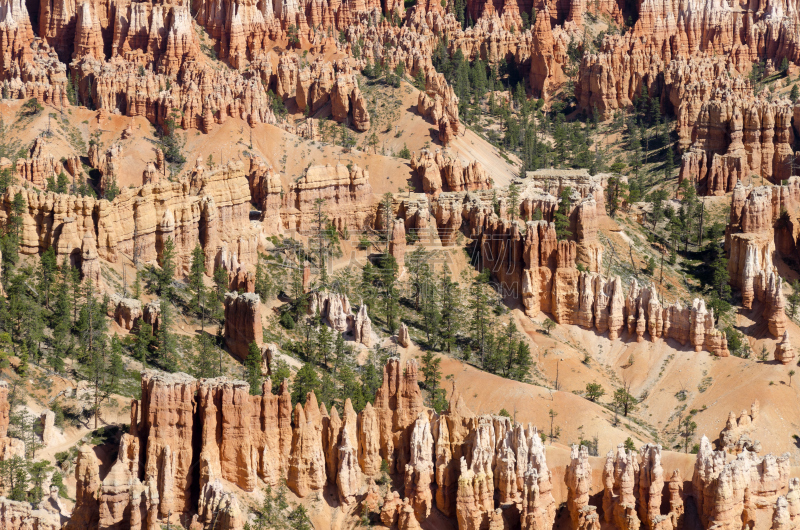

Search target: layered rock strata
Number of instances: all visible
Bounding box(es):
[0,160,261,278]
[718,401,762,454]
[411,149,493,196]
[280,163,373,232]
[66,360,800,530]
[678,96,796,193]
[223,292,262,360]
[726,182,790,337]
[70,360,422,528]
[308,290,373,347]
[774,332,796,365]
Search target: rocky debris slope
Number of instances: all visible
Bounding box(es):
[725,181,790,337]
[394,169,728,355]
[0,381,61,529]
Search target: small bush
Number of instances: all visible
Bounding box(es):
[280,311,295,330]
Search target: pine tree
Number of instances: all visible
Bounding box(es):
[15,343,27,376]
[38,247,57,309]
[291,363,321,407]
[155,299,178,372]
[245,341,263,395]
[420,351,447,412]
[290,264,308,318]
[255,255,271,301]
[338,363,366,412]
[553,187,573,239]
[419,263,440,345]
[133,322,154,366]
[316,322,333,367]
[1,192,25,269]
[132,268,142,301]
[469,268,492,365]
[379,255,400,334]
[508,182,521,221]
[502,321,532,382]
[27,460,52,504]
[0,456,28,501]
[439,268,460,353]
[789,280,800,319]
[158,237,176,300]
[188,244,206,312]
[192,332,217,379]
[212,266,228,318]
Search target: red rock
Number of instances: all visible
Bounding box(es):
[223,292,262,361]
[283,163,372,232]
[373,358,425,473]
[288,392,327,497]
[774,331,795,365]
[404,412,434,520]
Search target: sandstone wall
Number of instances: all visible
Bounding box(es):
[0,159,260,277]
[411,149,493,196]
[725,181,791,337]
[67,358,800,530]
[70,359,422,529]
[678,96,796,194]
[280,163,374,232]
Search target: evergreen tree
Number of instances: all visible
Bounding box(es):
[155,299,178,372]
[255,255,271,301]
[76,280,123,429]
[213,266,228,318]
[245,341,263,395]
[420,351,447,412]
[132,268,143,301]
[613,385,637,416]
[188,244,206,312]
[585,382,605,402]
[469,268,492,365]
[508,182,521,221]
[439,268,460,353]
[133,322,154,365]
[1,191,25,270]
[290,263,308,319]
[379,256,400,334]
[788,280,800,319]
[27,460,52,504]
[553,187,573,239]
[338,363,367,412]
[318,372,336,408]
[55,172,70,194]
[419,263,440,346]
[192,332,217,379]
[503,321,532,381]
[291,363,321,407]
[157,237,176,300]
[316,322,333,367]
[38,247,57,309]
[0,456,28,501]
